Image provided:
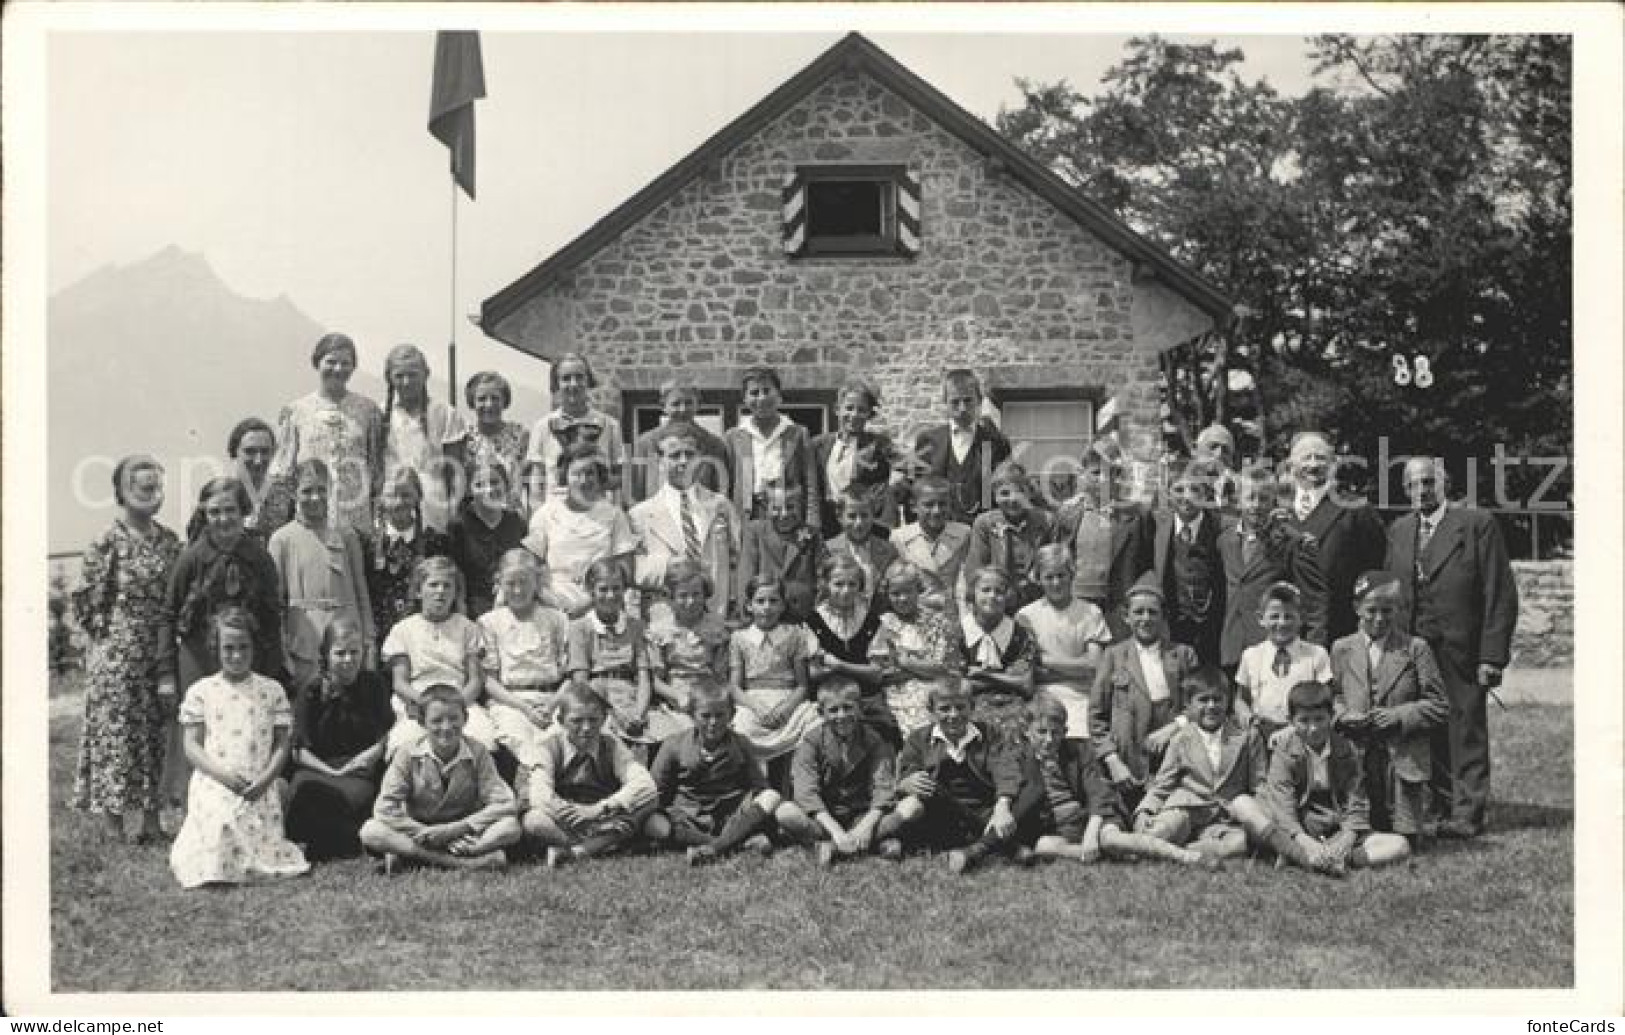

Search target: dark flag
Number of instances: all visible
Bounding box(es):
[429,31,485,199]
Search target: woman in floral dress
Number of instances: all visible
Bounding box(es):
[170,606,309,888]
[71,455,182,843]
[273,333,385,536]
[463,371,530,513]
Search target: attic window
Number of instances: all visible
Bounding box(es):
[783,165,920,258]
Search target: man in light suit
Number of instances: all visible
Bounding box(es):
[1385,456,1518,838]
[1285,431,1387,643]
[627,382,730,505]
[910,369,1012,525]
[630,426,743,626]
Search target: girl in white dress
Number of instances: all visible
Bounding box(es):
[523,442,636,618]
[170,607,309,889]
[1015,544,1112,739]
[380,556,493,753]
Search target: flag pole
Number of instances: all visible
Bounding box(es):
[449,176,458,410]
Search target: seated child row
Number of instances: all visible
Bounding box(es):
[169,564,1438,885]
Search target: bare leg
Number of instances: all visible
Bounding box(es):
[773,802,825,845]
[1033,834,1086,861]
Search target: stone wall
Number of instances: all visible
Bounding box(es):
[1512,560,1572,668]
[496,68,1214,454]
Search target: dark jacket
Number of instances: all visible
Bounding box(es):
[912,419,1012,524]
[1384,504,1519,668]
[1289,494,1387,642]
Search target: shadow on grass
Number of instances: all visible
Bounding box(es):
[1493,801,1573,832]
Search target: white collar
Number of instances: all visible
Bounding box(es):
[384,523,417,545]
[1174,511,1204,535]
[949,422,976,442]
[589,610,628,636]
[1421,500,1448,525]
[1296,481,1330,503]
[409,736,474,768]
[961,613,1015,653]
[559,735,605,769]
[1134,637,1165,656]
[737,624,784,649]
[740,416,788,445]
[931,722,982,752]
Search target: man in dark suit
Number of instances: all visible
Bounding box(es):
[1216,466,1329,671]
[1151,458,1227,664]
[1285,431,1388,642]
[811,379,896,538]
[910,369,1011,525]
[627,380,730,505]
[1385,456,1518,839]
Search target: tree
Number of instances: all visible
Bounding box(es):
[997,34,1572,534]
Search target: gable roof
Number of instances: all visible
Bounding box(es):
[481,32,1233,343]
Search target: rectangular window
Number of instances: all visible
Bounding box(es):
[623,390,832,441]
[997,389,1098,499]
[784,165,921,258]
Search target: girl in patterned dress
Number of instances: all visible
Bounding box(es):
[481,550,571,767]
[567,559,686,750]
[870,560,957,741]
[365,467,450,649]
[165,477,286,808]
[1016,544,1112,740]
[72,455,183,843]
[729,575,820,766]
[169,607,309,888]
[463,371,531,513]
[644,560,724,729]
[957,565,1037,739]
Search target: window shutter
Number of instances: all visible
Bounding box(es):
[896,169,921,256]
[781,171,807,256]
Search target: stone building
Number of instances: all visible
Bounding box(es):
[480,32,1232,475]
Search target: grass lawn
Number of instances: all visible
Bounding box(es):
[47,672,1573,992]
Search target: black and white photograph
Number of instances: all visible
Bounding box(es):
[3,1,1620,1017]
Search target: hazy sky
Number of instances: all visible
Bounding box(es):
[47,29,1322,398]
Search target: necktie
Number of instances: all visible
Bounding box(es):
[1415,517,1434,578]
[1368,640,1384,678]
[680,491,701,562]
[1001,524,1018,581]
[1296,492,1315,522]
[1419,517,1435,552]
[1179,523,1195,546]
[1272,646,1292,678]
[1242,533,1259,566]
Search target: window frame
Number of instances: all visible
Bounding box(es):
[992,386,1103,500]
[622,388,836,441]
[795,164,908,258]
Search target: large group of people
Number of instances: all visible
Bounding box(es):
[67,336,1521,888]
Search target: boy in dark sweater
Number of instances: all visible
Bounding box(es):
[876,677,1028,874]
[644,683,782,865]
[521,685,657,868]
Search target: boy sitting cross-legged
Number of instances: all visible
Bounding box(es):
[521,684,659,868]
[875,676,1031,875]
[1017,692,1219,869]
[644,683,782,865]
[774,681,900,867]
[360,684,521,873]
[1131,666,1293,866]
[1263,680,1414,876]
